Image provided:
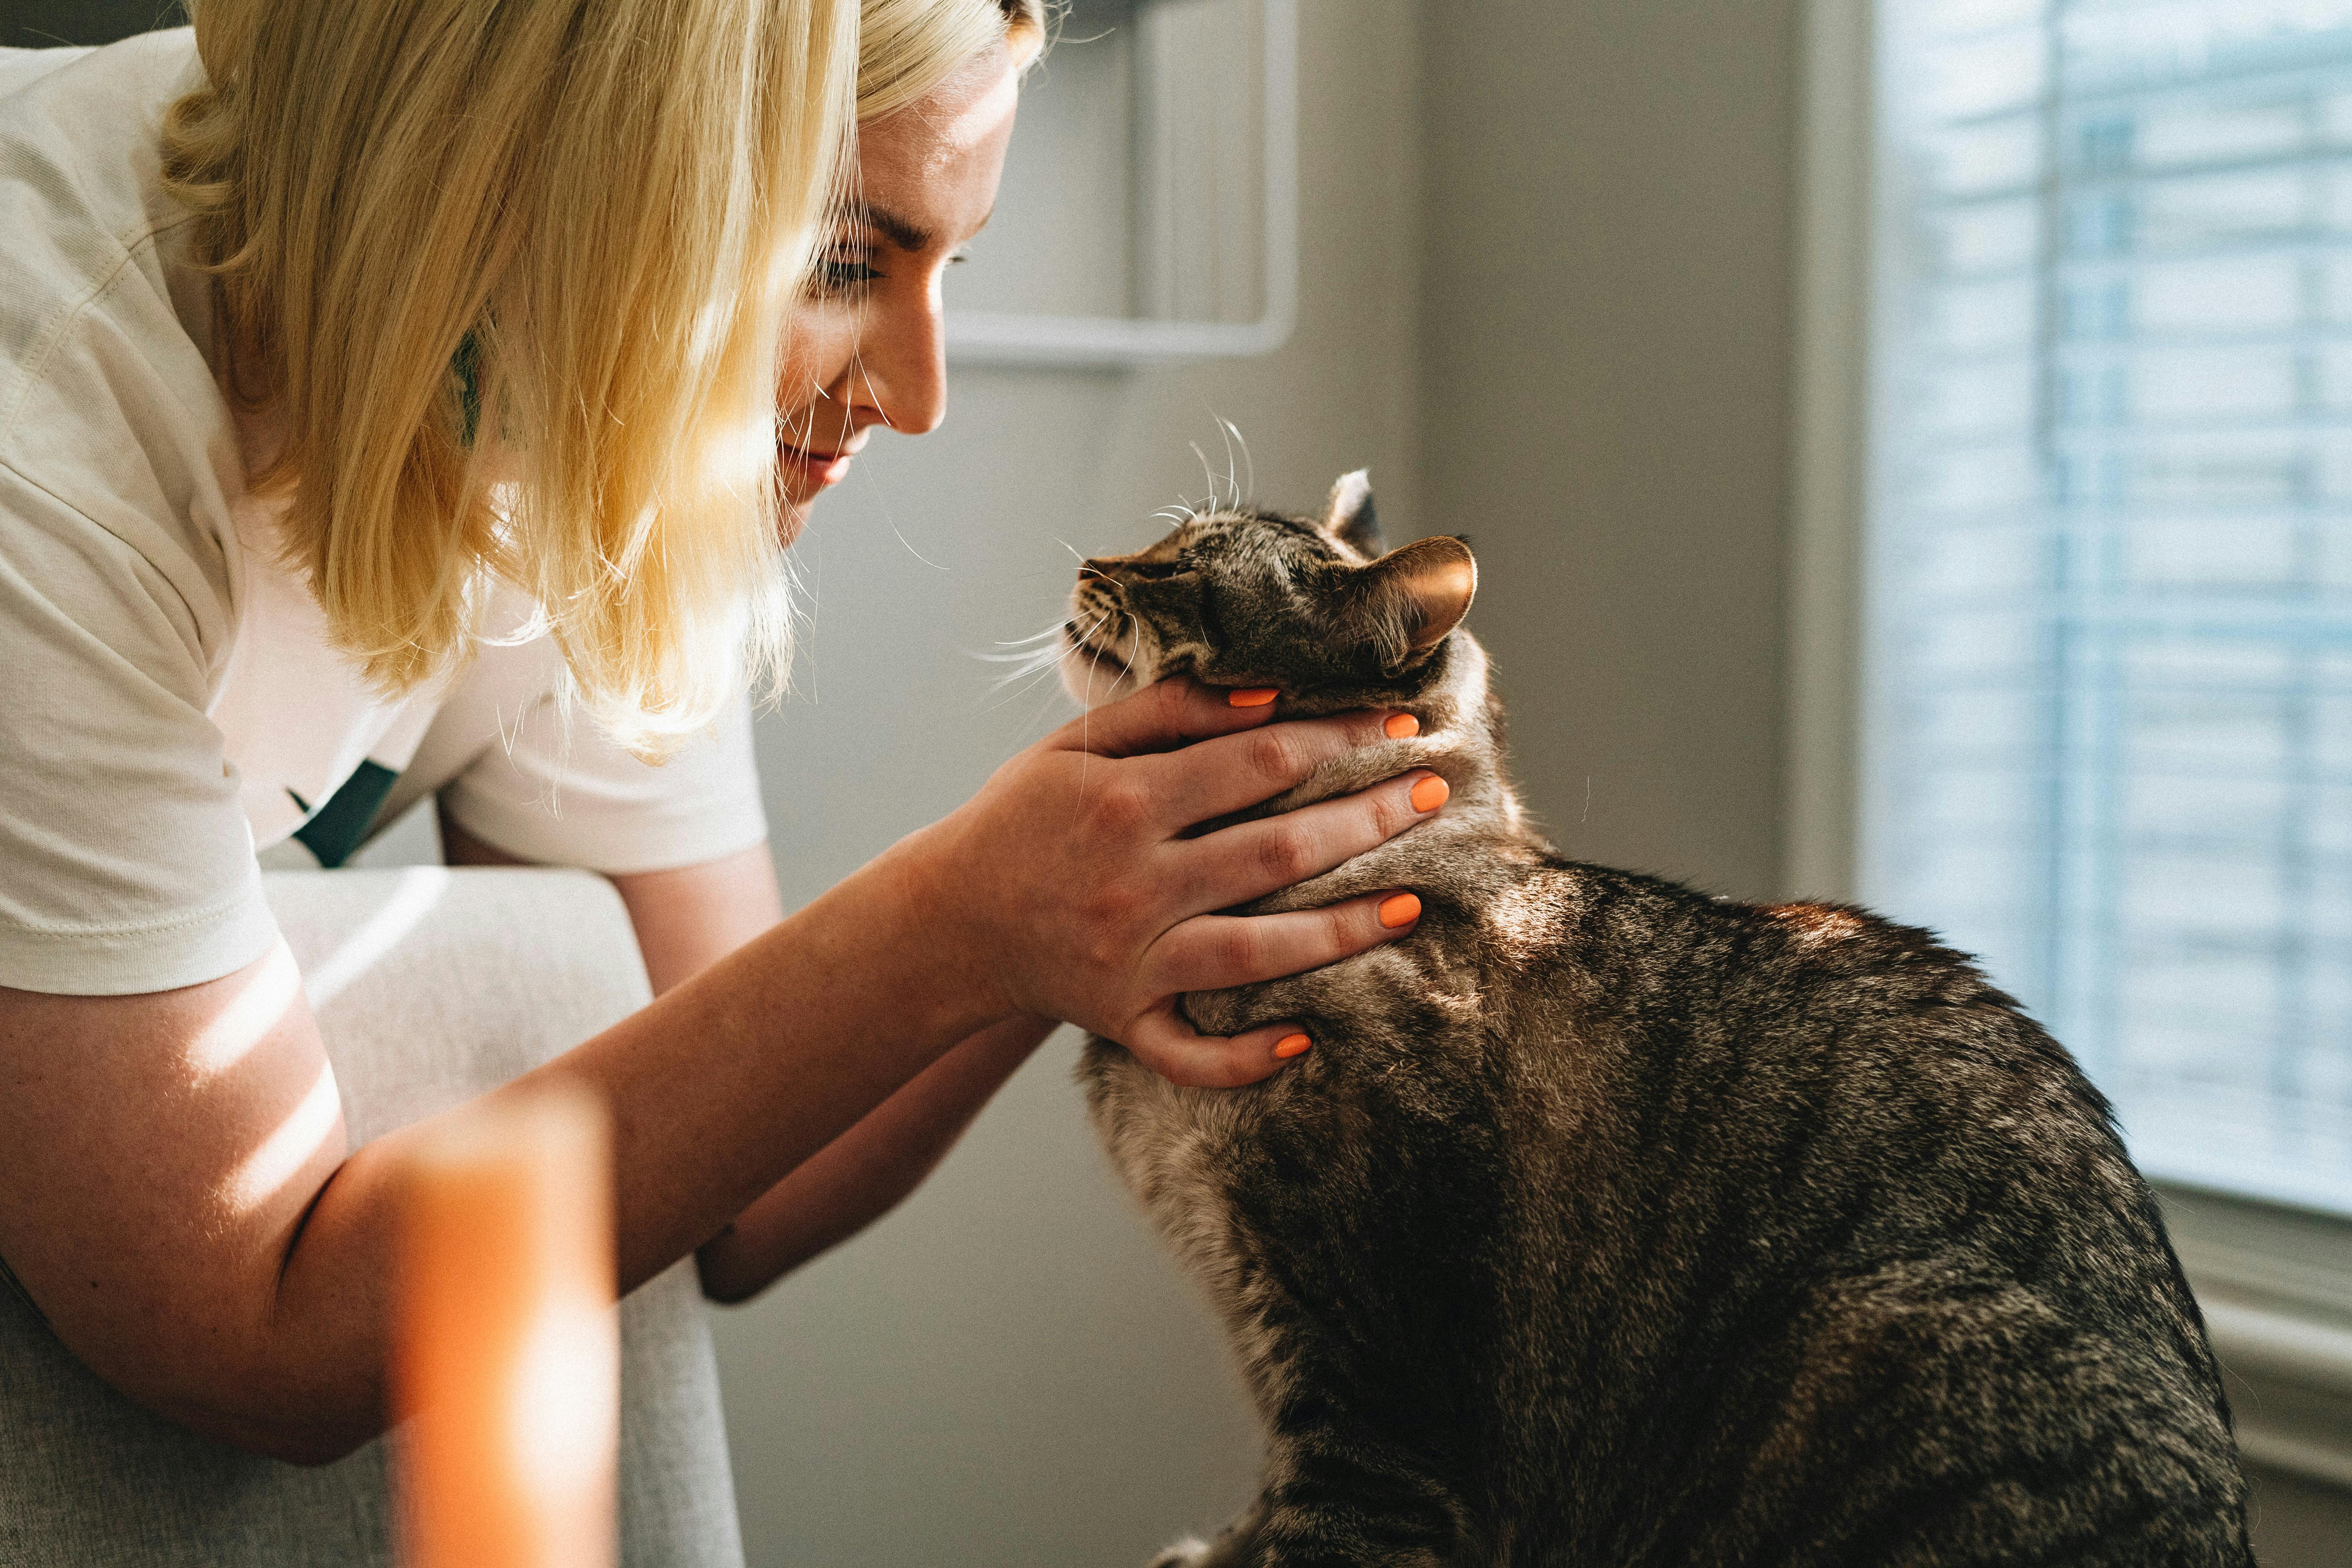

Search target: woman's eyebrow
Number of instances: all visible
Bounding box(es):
[848,201,933,253]
[845,200,997,252]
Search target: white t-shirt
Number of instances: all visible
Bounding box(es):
[0,32,771,997]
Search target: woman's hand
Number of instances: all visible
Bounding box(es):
[914,678,1443,1088]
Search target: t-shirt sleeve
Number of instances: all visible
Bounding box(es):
[0,464,277,995]
[436,686,771,877]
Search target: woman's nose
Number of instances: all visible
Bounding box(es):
[853,289,948,437]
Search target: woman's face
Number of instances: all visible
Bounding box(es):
[774,45,1023,529]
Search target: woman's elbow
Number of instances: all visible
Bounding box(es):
[152,1384,385,1467]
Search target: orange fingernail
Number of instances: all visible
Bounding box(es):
[1384,712,1420,739]
[1378,892,1422,928]
[1273,1033,1312,1060]
[1228,688,1280,708]
[1409,773,1450,813]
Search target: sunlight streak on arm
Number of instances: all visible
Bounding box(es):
[221,1067,345,1216]
[186,942,304,1083]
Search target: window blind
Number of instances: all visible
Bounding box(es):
[1870,0,2352,1211]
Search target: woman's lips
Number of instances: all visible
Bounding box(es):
[779,441,854,489]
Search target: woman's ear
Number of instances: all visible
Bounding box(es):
[1351,535,1478,669]
[1321,469,1384,557]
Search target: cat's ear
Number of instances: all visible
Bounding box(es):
[1321,469,1384,557]
[1353,535,1477,668]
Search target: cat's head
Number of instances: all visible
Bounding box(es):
[1061,470,1479,710]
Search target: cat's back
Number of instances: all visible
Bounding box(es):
[1444,859,2251,1564]
[1477,857,2216,1390]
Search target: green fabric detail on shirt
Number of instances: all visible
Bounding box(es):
[290,760,400,869]
[452,330,482,448]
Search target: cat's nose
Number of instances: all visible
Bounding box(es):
[1078,558,1121,582]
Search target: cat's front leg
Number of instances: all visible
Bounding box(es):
[1141,1498,1267,1568]
[1139,1488,1454,1568]
[1137,1450,1460,1568]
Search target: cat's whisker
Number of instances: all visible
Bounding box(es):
[989,614,1117,709]
[1214,416,1243,511]
[983,659,1069,709]
[984,635,1085,694]
[983,637,1085,679]
[974,636,1077,665]
[981,609,1116,693]
[1190,441,1219,511]
[1219,417,1256,503]
[986,624,1071,649]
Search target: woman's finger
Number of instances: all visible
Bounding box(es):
[1142,890,1422,997]
[1177,771,1448,913]
[1133,706,1413,829]
[1118,1000,1320,1090]
[1048,676,1276,760]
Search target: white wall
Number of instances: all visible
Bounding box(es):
[709,5,1421,1563]
[1418,1,1802,905]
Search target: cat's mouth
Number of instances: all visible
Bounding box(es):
[1067,620,1121,664]
[1060,613,1150,707]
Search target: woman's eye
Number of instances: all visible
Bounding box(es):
[810,257,881,296]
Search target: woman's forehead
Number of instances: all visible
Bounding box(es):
[856,49,1020,243]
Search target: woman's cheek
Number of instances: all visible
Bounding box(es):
[778,311,856,413]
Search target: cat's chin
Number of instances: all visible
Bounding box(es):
[1058,637,1149,709]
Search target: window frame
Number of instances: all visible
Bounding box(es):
[1792,0,2352,1486]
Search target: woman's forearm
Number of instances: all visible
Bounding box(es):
[455,819,1041,1303]
[695,1012,1055,1302]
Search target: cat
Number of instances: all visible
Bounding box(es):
[1063,472,2252,1568]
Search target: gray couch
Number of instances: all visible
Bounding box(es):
[0,868,745,1568]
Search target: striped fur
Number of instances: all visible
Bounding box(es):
[1069,481,2252,1567]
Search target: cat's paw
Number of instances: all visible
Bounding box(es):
[1144,1538,1211,1568]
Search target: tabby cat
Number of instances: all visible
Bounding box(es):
[1064,473,2252,1568]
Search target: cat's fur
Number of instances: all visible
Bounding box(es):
[1063,473,2252,1568]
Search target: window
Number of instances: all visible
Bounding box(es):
[1867,0,2352,1213]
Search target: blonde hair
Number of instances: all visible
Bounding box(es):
[859,0,1047,122]
[162,0,859,755]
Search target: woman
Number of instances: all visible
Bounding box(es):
[0,0,1439,1490]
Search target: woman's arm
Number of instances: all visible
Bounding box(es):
[0,682,1439,1463]
[443,813,1055,1300]
[694,1012,1055,1302]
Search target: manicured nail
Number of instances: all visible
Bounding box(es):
[1409,773,1450,813]
[1228,688,1279,708]
[1378,892,1422,928]
[1273,1033,1312,1060]
[1384,712,1420,739]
